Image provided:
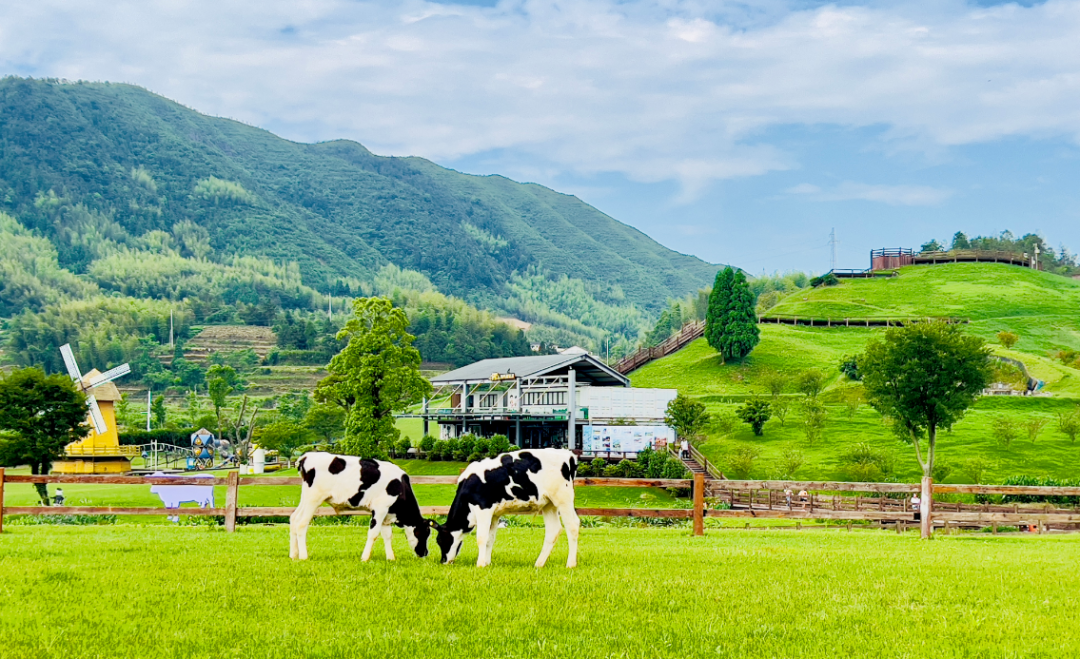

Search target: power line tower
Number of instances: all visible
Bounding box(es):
[829,228,837,271]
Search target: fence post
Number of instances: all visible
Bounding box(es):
[225,471,239,533]
[0,467,5,535]
[693,473,704,537]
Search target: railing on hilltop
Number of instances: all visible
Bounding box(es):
[757,315,969,328]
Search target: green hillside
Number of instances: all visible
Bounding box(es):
[0,77,716,320]
[632,263,1080,484]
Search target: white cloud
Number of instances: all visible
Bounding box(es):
[2,0,1080,197]
[786,181,953,206]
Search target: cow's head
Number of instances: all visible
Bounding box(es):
[430,520,465,564]
[403,520,431,558]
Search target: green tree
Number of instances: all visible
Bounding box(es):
[860,322,992,539]
[761,369,786,399]
[992,416,1018,448]
[704,267,734,354]
[1058,407,1080,443]
[185,390,202,427]
[315,297,432,458]
[206,364,238,437]
[951,231,970,250]
[997,331,1019,349]
[254,421,311,467]
[303,403,346,444]
[727,445,761,479]
[151,394,167,429]
[920,239,944,252]
[736,398,771,436]
[801,399,828,446]
[277,391,312,423]
[116,392,134,430]
[664,393,711,444]
[795,369,825,398]
[0,368,89,504]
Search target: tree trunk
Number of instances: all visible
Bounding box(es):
[921,475,933,539]
[32,463,49,505]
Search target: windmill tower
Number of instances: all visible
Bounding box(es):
[52,344,137,474]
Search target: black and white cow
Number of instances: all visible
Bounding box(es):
[431,448,580,568]
[290,452,430,561]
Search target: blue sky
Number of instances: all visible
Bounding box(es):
[2,0,1079,273]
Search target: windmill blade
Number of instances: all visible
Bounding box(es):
[86,395,108,435]
[86,363,131,388]
[59,344,84,385]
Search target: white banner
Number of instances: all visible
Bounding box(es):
[581,425,675,453]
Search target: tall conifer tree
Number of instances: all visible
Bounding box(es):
[721,269,760,361]
[705,267,734,353]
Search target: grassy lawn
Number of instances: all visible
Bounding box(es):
[2,526,1080,658]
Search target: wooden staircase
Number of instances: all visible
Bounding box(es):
[668,443,723,481]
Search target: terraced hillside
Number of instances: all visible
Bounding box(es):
[178,325,278,365]
[632,263,1080,483]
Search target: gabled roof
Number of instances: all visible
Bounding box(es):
[431,353,629,387]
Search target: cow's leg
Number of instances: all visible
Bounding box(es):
[559,504,581,568]
[289,495,324,561]
[534,506,562,568]
[361,510,388,562]
[485,518,500,559]
[475,510,495,567]
[380,523,396,561]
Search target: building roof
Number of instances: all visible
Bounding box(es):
[431,353,629,387]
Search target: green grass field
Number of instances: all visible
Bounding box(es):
[2,525,1080,658]
[631,263,1080,483]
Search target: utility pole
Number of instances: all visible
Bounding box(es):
[1033,244,1041,270]
[328,290,333,321]
[169,309,174,348]
[146,390,152,432]
[829,228,837,272]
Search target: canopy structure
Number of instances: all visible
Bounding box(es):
[431,353,629,388]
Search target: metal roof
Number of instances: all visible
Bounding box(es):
[430,353,629,387]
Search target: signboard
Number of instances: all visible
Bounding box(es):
[582,425,675,453]
[490,372,517,382]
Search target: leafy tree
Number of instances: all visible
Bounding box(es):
[1058,407,1080,443]
[920,239,944,252]
[254,421,311,466]
[761,369,786,399]
[185,390,202,428]
[151,395,167,429]
[842,387,864,418]
[860,321,992,538]
[839,355,861,380]
[801,399,828,446]
[776,447,804,480]
[736,399,771,436]
[1025,417,1049,443]
[722,270,760,361]
[795,369,825,399]
[997,331,1019,349]
[992,416,1018,448]
[951,231,970,250]
[727,445,761,479]
[116,392,135,430]
[771,398,791,427]
[315,297,432,458]
[664,394,711,444]
[0,368,89,504]
[277,391,312,423]
[960,457,993,484]
[303,403,346,444]
[206,364,239,437]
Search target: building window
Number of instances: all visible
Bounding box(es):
[478,393,501,408]
[522,391,566,406]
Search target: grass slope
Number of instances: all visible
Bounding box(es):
[632,264,1080,483]
[0,77,716,311]
[3,526,1080,658]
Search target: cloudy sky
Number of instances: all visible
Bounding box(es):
[3,0,1080,273]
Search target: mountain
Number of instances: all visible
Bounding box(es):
[0,77,717,318]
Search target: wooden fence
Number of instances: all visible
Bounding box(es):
[4,469,1080,537]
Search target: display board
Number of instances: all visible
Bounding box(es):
[581,425,675,453]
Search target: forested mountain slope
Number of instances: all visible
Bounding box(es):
[0,77,717,315]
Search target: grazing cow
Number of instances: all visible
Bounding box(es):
[431,448,580,568]
[289,452,430,561]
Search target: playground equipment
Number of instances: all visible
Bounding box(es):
[189,428,218,470]
[52,344,137,474]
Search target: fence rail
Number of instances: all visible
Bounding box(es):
[5,470,1080,536]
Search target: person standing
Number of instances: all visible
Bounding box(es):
[53,487,65,506]
[680,439,690,459]
[911,494,921,523]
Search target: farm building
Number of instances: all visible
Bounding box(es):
[419,352,677,452]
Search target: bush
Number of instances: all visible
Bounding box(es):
[467,452,484,463]
[727,446,761,479]
[393,437,412,458]
[603,459,645,478]
[119,427,199,446]
[839,355,861,380]
[428,441,447,461]
[455,435,476,462]
[489,434,511,456]
[473,437,491,457]
[809,273,839,288]
[419,435,437,455]
[736,399,771,436]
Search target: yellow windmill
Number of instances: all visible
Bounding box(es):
[52,344,138,474]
